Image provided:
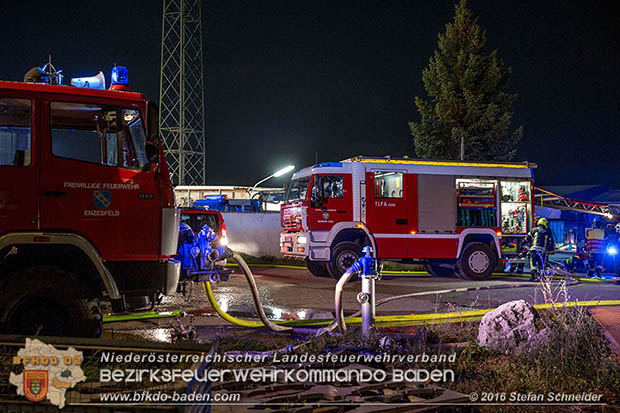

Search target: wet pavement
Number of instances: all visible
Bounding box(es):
[103,264,620,344]
[589,306,620,356]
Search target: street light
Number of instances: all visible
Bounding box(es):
[250,165,295,195]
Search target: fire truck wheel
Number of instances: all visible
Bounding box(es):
[306,259,331,277]
[329,242,362,279]
[456,243,497,281]
[0,266,103,338]
[424,264,455,277]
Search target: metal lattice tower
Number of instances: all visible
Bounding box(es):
[159,0,206,185]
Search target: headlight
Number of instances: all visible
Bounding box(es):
[297,236,307,244]
[607,246,618,256]
[219,236,228,246]
[190,246,200,258]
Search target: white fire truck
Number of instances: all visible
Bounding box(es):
[280,156,536,280]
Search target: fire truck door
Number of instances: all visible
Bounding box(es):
[307,174,352,230]
[0,94,38,232]
[39,99,159,261]
[366,171,410,258]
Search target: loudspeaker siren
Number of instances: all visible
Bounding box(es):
[70,71,106,89]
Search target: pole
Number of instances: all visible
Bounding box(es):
[361,275,376,336]
[460,132,465,161]
[250,174,275,196]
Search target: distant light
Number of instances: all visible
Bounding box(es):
[123,110,138,122]
[273,165,295,177]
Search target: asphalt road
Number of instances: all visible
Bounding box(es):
[103,265,620,343]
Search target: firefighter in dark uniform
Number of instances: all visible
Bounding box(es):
[525,217,555,281]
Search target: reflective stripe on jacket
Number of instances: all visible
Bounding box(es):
[586,228,605,254]
[525,225,555,254]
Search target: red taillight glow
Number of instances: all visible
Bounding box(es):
[220,223,229,246]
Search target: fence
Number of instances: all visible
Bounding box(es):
[222,212,282,257]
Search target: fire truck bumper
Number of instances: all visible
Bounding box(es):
[280,232,309,257]
[165,260,181,295]
[106,260,181,297]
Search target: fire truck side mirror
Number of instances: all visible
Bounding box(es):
[310,176,323,208]
[144,101,161,172]
[144,142,160,171]
[146,101,160,141]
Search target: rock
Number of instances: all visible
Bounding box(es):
[379,336,393,350]
[477,300,549,355]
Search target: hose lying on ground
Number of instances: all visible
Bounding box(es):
[204,252,583,334]
[207,252,292,332]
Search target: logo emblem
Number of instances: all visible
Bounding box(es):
[23,370,48,402]
[93,190,111,209]
[323,212,329,219]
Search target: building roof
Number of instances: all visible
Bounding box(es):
[538,185,604,197]
[539,185,609,201]
[591,190,620,205]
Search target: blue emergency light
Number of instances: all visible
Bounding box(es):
[607,245,618,256]
[111,66,129,85]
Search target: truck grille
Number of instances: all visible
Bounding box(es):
[282,215,302,231]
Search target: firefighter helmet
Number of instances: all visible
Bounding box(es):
[537,217,549,228]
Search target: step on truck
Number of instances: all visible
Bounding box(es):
[280,156,536,280]
[0,64,180,337]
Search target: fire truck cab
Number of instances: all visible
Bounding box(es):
[0,73,179,337]
[280,156,536,280]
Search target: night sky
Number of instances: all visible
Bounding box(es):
[1,1,618,187]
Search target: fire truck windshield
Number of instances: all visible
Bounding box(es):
[285,177,310,203]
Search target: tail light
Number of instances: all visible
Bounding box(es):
[220,222,229,246]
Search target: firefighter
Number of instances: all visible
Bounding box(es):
[585,217,605,277]
[525,217,555,281]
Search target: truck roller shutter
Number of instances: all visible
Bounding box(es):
[417,175,456,233]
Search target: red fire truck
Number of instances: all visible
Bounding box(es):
[280,156,536,280]
[0,66,179,337]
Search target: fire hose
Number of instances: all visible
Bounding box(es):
[103,243,616,330]
[203,250,588,335]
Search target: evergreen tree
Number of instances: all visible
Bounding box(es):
[409,0,523,161]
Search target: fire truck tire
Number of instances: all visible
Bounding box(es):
[0,266,103,338]
[306,259,331,277]
[424,264,455,277]
[329,242,362,279]
[456,243,497,281]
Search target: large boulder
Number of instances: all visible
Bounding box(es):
[477,300,549,355]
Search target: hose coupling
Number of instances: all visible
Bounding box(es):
[357,292,369,304]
